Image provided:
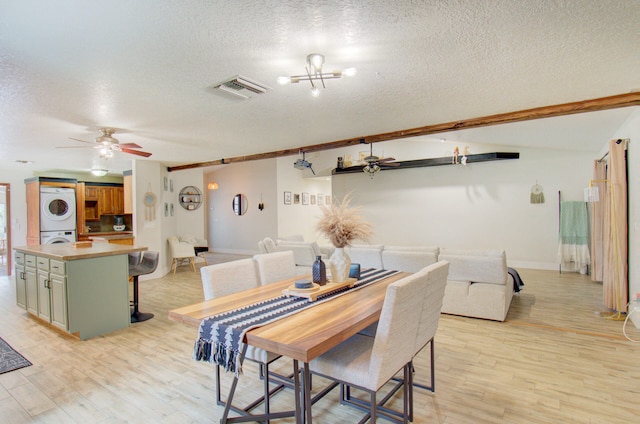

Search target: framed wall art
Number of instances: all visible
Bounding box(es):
[293,193,300,204]
[284,191,292,205]
[302,192,309,205]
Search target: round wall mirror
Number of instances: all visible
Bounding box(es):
[232,193,248,215]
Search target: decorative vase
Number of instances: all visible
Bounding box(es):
[312,256,327,286]
[329,247,351,283]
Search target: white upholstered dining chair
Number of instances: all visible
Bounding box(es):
[253,250,300,285]
[309,268,434,423]
[199,259,287,421]
[354,261,450,419]
[168,236,196,274]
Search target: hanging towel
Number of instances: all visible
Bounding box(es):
[557,201,590,274]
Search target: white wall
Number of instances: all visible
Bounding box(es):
[328,138,594,270]
[276,156,332,243]
[0,169,33,254]
[204,159,278,254]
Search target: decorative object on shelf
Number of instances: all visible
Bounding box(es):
[452,146,459,164]
[461,146,470,165]
[530,182,545,204]
[143,184,156,221]
[179,186,202,210]
[312,256,327,286]
[315,193,373,283]
[277,53,356,97]
[337,156,344,169]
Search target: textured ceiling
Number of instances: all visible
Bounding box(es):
[0,0,638,175]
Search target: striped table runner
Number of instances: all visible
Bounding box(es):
[193,268,399,376]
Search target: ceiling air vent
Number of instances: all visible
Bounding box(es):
[213,75,271,99]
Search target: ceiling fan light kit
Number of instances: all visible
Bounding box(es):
[278,53,356,97]
[59,127,152,158]
[361,142,399,178]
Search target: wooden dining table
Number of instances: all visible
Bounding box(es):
[168,271,409,424]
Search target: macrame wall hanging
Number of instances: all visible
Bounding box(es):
[530,182,545,204]
[143,183,157,220]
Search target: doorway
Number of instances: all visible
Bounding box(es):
[0,184,11,276]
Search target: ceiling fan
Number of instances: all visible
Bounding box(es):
[59,127,152,158]
[362,143,399,176]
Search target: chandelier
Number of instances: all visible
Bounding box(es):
[277,53,356,97]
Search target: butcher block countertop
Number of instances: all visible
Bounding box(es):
[14,243,147,261]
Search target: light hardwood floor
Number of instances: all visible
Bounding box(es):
[1,256,639,423]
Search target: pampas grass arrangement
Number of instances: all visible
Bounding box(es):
[316,193,373,248]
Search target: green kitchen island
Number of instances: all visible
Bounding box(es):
[14,243,147,340]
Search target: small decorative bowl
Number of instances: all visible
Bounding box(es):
[113,225,126,231]
[294,280,314,289]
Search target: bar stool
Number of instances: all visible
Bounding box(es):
[128,251,159,323]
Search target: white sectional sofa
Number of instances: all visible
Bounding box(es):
[258,237,332,274]
[258,237,517,321]
[437,248,514,322]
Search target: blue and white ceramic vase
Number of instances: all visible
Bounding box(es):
[329,247,351,283]
[312,256,327,286]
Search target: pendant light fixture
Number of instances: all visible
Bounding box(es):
[277,53,356,97]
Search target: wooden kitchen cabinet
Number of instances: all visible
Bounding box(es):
[97,186,125,215]
[99,187,115,215]
[85,185,99,200]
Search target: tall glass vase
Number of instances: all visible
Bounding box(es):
[329,247,351,283]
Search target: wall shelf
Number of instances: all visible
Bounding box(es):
[179,186,202,210]
[331,152,519,175]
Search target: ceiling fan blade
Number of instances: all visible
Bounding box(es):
[119,142,143,149]
[121,148,152,157]
[68,137,96,145]
[380,162,400,167]
[378,157,396,162]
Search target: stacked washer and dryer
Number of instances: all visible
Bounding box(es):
[40,187,77,244]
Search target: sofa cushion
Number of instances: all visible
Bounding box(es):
[384,245,439,254]
[438,250,507,285]
[382,248,439,273]
[439,248,504,257]
[345,246,384,269]
[262,237,277,253]
[278,234,305,242]
[277,239,323,257]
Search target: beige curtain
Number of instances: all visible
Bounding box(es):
[589,160,606,281]
[602,139,628,313]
